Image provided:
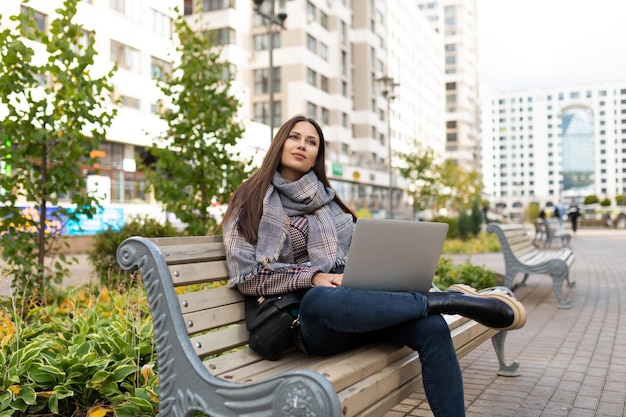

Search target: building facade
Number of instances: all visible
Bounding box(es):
[188,0,445,218]
[2,0,446,221]
[416,0,481,171]
[481,84,626,215]
[1,0,178,219]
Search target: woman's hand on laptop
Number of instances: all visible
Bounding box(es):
[312,273,343,288]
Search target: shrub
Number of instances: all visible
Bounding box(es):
[434,257,498,290]
[470,199,483,236]
[0,287,158,417]
[433,216,458,239]
[583,195,599,205]
[457,210,472,240]
[600,198,611,207]
[89,215,183,289]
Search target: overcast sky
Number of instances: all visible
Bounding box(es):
[476,0,626,94]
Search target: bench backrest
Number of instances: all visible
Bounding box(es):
[149,236,247,358]
[488,223,537,258]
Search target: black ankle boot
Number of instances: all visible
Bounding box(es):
[426,287,526,330]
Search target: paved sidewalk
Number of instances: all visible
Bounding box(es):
[386,228,626,417]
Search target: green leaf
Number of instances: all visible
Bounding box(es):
[27,367,58,385]
[15,386,36,405]
[48,394,59,415]
[110,364,138,383]
[90,370,111,385]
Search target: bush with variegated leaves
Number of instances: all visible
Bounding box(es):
[0,287,158,417]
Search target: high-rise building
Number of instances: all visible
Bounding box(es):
[189,0,444,218]
[481,84,626,215]
[416,0,481,170]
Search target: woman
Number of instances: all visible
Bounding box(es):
[222,115,526,417]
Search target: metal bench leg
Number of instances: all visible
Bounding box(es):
[491,332,520,377]
[519,273,530,286]
[549,269,572,309]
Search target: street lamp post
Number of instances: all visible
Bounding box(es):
[253,0,287,142]
[377,75,399,219]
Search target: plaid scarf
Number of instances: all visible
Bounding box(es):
[224,171,354,284]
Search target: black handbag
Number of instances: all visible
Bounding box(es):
[244,291,304,361]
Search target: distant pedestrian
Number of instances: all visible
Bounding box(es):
[554,202,565,232]
[567,200,581,233]
[539,209,546,221]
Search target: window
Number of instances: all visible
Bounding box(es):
[111,40,140,73]
[253,67,280,95]
[110,0,125,13]
[320,11,328,29]
[342,81,348,97]
[119,95,141,110]
[306,34,317,53]
[21,6,47,34]
[254,101,282,127]
[184,0,193,15]
[253,32,280,51]
[203,0,231,11]
[150,8,171,38]
[306,1,316,22]
[320,75,329,93]
[306,68,317,87]
[307,102,318,119]
[342,112,349,128]
[321,107,330,125]
[151,56,172,81]
[207,28,236,45]
[319,42,329,60]
[340,21,347,44]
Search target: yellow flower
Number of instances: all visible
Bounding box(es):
[0,311,15,348]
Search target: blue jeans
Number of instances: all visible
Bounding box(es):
[299,286,465,417]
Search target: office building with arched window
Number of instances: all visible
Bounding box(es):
[481,84,626,216]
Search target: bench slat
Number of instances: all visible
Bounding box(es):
[184,302,245,335]
[156,241,226,264]
[178,286,244,313]
[170,261,230,285]
[189,323,249,358]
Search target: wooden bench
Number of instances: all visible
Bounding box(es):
[487,222,576,309]
[116,235,521,417]
[534,219,571,248]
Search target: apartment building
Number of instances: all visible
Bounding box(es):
[3,0,445,221]
[0,0,178,218]
[416,0,481,171]
[481,84,626,214]
[189,0,444,218]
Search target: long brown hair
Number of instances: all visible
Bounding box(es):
[223,114,356,243]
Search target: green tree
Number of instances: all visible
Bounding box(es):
[142,9,251,235]
[436,159,483,214]
[0,0,116,297]
[396,144,438,219]
[470,198,483,236]
[583,195,599,205]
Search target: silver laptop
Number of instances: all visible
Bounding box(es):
[341,218,448,292]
